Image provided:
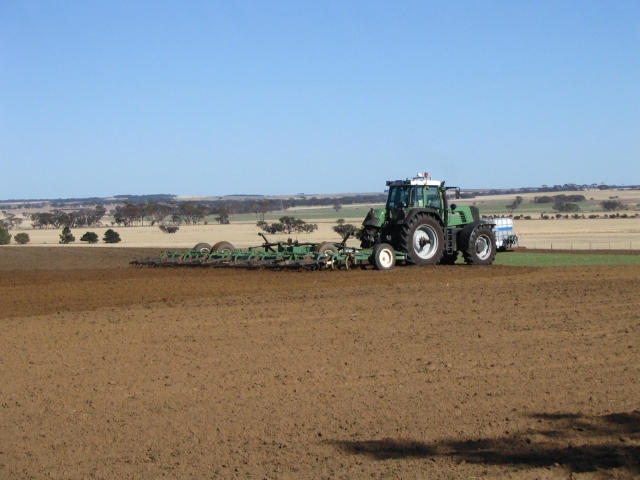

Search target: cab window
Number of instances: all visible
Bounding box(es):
[426,186,442,209]
[387,187,408,209]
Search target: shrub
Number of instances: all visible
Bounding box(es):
[103,229,121,243]
[257,216,318,235]
[0,226,11,244]
[524,216,531,220]
[59,226,75,244]
[80,232,99,243]
[332,219,361,239]
[14,233,30,244]
[159,225,179,233]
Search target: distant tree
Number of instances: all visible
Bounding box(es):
[59,226,75,244]
[552,201,580,213]
[505,196,523,213]
[215,207,230,224]
[333,201,342,212]
[0,226,11,245]
[259,201,270,222]
[14,233,30,244]
[103,229,121,243]
[599,200,625,211]
[80,231,99,243]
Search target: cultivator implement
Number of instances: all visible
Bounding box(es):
[130,233,402,271]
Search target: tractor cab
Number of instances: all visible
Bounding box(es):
[385,174,445,219]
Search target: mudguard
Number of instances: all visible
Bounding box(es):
[401,208,442,226]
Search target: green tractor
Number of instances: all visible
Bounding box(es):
[360,173,497,267]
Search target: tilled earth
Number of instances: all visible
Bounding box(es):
[0,248,639,479]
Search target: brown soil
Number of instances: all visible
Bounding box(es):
[0,248,639,479]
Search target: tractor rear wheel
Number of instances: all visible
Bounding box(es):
[193,243,212,253]
[462,225,496,265]
[400,214,444,265]
[314,242,338,255]
[211,241,235,253]
[370,243,396,270]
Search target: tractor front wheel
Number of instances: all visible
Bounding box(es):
[370,243,396,270]
[400,214,444,265]
[463,225,496,265]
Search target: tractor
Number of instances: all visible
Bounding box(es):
[360,173,497,267]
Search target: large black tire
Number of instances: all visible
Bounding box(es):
[399,214,444,265]
[370,243,396,270]
[212,241,235,253]
[314,242,338,255]
[439,252,458,265]
[193,243,212,253]
[462,225,496,265]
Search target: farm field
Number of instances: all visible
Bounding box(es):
[0,248,639,479]
[6,216,640,251]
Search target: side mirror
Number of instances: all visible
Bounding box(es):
[455,188,460,200]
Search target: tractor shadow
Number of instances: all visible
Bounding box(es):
[328,410,640,474]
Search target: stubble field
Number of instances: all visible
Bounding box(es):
[0,248,639,479]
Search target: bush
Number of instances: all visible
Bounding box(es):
[14,233,30,244]
[59,226,75,244]
[0,226,11,244]
[159,225,179,233]
[80,232,99,243]
[103,229,121,243]
[524,216,531,220]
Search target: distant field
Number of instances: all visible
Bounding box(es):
[455,189,640,216]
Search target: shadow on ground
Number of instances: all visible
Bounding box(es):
[328,411,640,473]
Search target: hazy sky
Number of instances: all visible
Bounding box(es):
[1,1,639,199]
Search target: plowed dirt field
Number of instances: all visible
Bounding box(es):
[1,248,639,479]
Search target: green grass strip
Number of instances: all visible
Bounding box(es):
[493,252,640,267]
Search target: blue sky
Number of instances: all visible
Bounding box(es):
[1,1,638,199]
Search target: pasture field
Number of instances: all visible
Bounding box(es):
[0,247,638,479]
